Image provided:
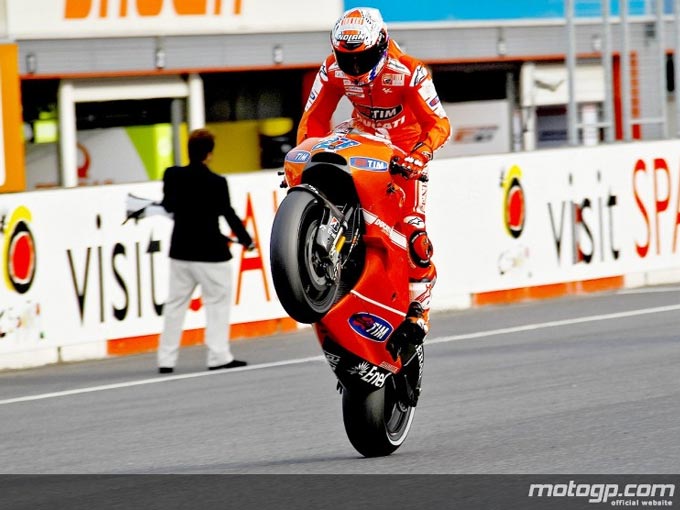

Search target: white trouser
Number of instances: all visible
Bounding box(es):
[158,259,234,368]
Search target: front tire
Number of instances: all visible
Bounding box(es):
[270,190,339,324]
[341,378,416,457]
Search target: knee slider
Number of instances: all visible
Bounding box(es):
[409,230,433,268]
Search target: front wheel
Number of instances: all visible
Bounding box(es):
[270,190,339,324]
[341,377,416,457]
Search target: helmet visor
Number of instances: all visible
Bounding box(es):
[334,43,384,77]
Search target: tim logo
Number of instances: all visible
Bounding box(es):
[355,105,403,121]
[349,313,393,342]
[285,150,311,163]
[350,157,388,171]
[1,206,37,294]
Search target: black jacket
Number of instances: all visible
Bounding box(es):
[161,163,252,262]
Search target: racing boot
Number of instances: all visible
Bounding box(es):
[386,301,428,362]
[387,301,427,407]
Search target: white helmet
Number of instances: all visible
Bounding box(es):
[331,7,389,86]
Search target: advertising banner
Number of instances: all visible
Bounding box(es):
[429,140,680,305]
[2,140,680,358]
[0,174,287,355]
[6,0,344,39]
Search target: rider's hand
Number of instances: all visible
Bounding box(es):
[393,143,433,180]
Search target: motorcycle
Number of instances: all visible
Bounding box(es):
[270,120,425,457]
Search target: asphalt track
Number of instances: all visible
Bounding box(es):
[0,286,679,477]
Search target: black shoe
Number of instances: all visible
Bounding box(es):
[386,302,427,361]
[158,367,174,374]
[208,359,248,371]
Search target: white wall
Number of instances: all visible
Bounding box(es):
[2,140,680,367]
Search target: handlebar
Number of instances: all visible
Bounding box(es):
[389,158,429,183]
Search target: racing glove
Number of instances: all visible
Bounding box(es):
[393,142,433,181]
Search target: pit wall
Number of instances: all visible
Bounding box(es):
[1,140,679,369]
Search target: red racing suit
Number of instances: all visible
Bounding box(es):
[298,40,451,315]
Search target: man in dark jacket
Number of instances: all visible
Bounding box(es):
[157,129,253,374]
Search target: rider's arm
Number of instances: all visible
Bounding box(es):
[297,57,345,144]
[405,63,451,155]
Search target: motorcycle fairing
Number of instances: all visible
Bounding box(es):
[320,335,394,392]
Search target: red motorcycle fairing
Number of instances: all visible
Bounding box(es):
[273,121,424,456]
[284,123,411,388]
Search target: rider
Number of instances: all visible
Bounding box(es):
[297,7,451,348]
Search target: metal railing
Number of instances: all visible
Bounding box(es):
[565,0,671,145]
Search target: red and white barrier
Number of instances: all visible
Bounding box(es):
[1,140,680,369]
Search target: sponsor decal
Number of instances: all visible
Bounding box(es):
[498,244,530,276]
[415,344,425,380]
[501,165,526,239]
[285,150,311,163]
[498,165,531,276]
[382,73,404,86]
[2,206,37,294]
[379,361,399,374]
[386,58,411,75]
[343,82,366,97]
[349,312,394,342]
[411,65,428,86]
[362,210,407,249]
[404,215,426,229]
[323,350,341,372]
[0,301,41,341]
[349,157,389,172]
[348,361,370,375]
[0,206,44,343]
[305,74,323,111]
[547,169,620,265]
[65,0,243,19]
[312,136,360,152]
[356,115,406,131]
[355,104,403,121]
[455,126,498,143]
[633,157,679,259]
[348,361,388,388]
[418,80,447,117]
[336,33,366,43]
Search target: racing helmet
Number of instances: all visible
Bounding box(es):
[331,7,389,86]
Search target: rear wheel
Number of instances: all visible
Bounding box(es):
[270,191,339,323]
[341,378,416,457]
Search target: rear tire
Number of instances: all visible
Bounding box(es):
[270,191,339,324]
[341,378,416,457]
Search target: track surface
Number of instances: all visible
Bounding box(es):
[0,287,678,474]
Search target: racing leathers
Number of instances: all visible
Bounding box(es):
[298,39,451,332]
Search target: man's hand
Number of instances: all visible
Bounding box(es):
[392,143,433,181]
